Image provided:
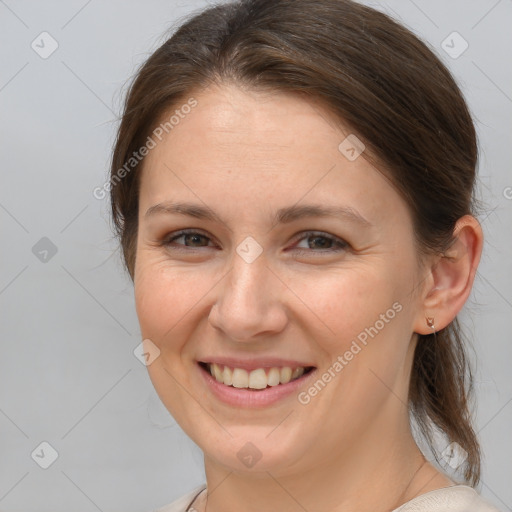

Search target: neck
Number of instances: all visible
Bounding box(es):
[199,415,430,512]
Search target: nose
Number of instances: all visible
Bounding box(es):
[208,250,288,342]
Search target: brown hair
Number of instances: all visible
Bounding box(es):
[109,0,481,485]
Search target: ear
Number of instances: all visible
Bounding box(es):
[413,215,483,335]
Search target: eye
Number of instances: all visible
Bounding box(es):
[291,231,349,255]
[162,229,215,249]
[160,229,349,255]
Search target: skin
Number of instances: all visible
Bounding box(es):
[133,83,483,512]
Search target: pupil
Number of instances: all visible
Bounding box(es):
[310,236,329,249]
[187,234,203,246]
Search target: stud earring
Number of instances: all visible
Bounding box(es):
[426,316,435,332]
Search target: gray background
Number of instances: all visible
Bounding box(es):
[0,0,511,511]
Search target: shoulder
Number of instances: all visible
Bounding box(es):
[152,485,206,512]
[394,485,503,512]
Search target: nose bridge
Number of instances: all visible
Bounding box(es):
[229,248,268,305]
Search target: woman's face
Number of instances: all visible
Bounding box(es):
[134,83,428,475]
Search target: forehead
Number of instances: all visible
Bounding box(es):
[138,83,409,230]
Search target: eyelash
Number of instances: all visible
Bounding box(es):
[161,229,349,255]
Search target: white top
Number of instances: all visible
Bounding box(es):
[153,484,502,512]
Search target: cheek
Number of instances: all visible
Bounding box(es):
[289,258,418,415]
[287,262,410,348]
[298,262,417,413]
[134,253,200,342]
[134,250,227,374]
[133,255,206,429]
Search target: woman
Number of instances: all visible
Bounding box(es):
[109,0,501,510]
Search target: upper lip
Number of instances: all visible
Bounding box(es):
[198,357,315,372]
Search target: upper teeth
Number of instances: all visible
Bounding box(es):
[208,363,306,389]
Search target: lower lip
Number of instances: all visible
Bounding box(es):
[198,364,317,408]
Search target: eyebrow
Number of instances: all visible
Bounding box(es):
[144,201,372,228]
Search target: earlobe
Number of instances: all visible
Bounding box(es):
[413,215,483,335]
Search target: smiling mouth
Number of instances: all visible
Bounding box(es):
[199,362,315,390]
